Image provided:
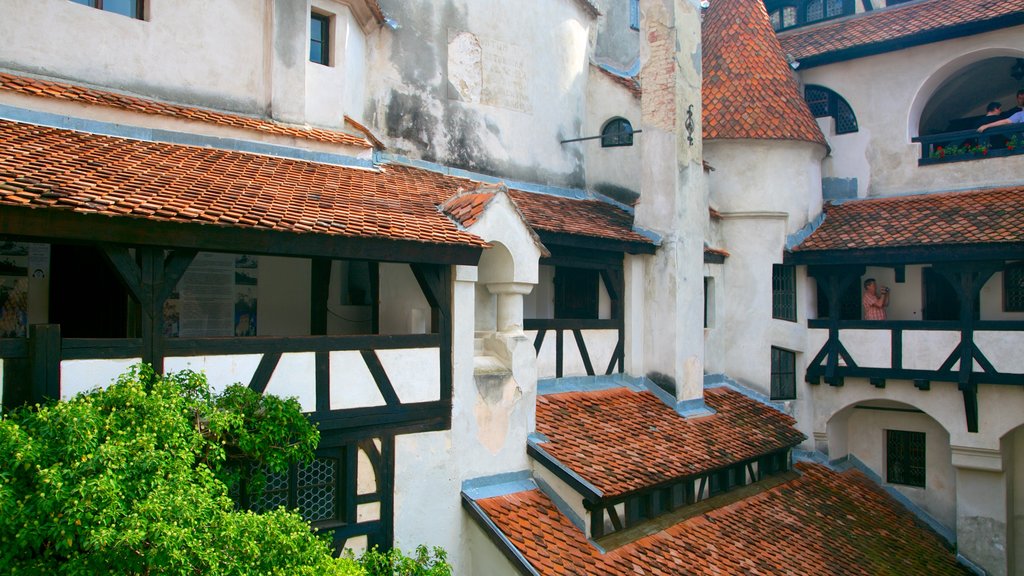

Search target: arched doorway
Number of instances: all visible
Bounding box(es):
[827,399,956,532]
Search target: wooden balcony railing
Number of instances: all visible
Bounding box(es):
[913,123,1024,165]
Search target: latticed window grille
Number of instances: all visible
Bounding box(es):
[1005,262,1024,312]
[772,264,797,322]
[804,85,859,134]
[770,347,796,400]
[886,430,926,488]
[237,448,346,528]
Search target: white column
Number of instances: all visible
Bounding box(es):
[486,282,534,335]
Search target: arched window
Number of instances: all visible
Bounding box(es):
[804,85,858,134]
[765,0,851,30]
[769,5,797,31]
[601,117,634,147]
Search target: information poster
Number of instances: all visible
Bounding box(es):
[0,241,28,337]
[164,253,258,338]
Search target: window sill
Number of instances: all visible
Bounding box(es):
[918,145,1024,166]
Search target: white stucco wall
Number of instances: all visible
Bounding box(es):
[843,406,957,529]
[379,263,431,335]
[705,139,825,235]
[0,0,269,115]
[529,328,620,380]
[366,0,594,186]
[584,66,642,204]
[796,27,1024,197]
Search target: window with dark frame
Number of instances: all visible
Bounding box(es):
[770,347,796,400]
[554,267,599,319]
[886,430,926,488]
[601,117,634,147]
[234,446,347,529]
[764,0,851,31]
[310,12,331,66]
[70,0,143,19]
[1005,262,1024,312]
[804,85,859,134]
[772,264,797,322]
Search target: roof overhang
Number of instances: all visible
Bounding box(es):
[536,230,657,255]
[0,204,483,265]
[785,242,1024,266]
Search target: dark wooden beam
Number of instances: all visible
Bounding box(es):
[0,204,483,266]
[29,324,61,403]
[787,243,1024,266]
[537,231,655,255]
[360,350,401,407]
[310,258,332,336]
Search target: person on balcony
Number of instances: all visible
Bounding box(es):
[976,102,1007,147]
[977,102,1024,132]
[862,278,889,321]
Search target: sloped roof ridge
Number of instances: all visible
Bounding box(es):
[0,71,372,149]
[702,0,826,145]
[792,185,1024,252]
[779,0,1024,66]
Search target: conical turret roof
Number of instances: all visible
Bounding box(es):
[702,0,826,145]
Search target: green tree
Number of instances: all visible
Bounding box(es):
[0,365,364,575]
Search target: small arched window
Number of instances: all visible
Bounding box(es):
[769,5,798,31]
[804,85,858,134]
[601,117,634,147]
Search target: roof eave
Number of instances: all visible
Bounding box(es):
[0,204,484,266]
[788,12,1024,69]
[785,242,1024,266]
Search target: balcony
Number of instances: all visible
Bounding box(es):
[914,124,1024,166]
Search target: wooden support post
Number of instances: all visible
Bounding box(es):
[29,324,61,403]
[310,258,331,336]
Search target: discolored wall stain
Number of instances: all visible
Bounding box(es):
[386,91,438,162]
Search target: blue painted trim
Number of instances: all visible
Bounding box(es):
[527,438,603,501]
[643,379,717,418]
[534,475,586,532]
[461,494,542,576]
[786,211,825,251]
[528,431,551,443]
[704,373,787,413]
[0,104,377,170]
[537,374,646,396]
[596,59,642,79]
[462,470,536,500]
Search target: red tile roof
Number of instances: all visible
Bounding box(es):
[702,0,826,145]
[0,72,371,149]
[535,387,805,498]
[793,186,1024,252]
[0,119,482,247]
[473,462,971,575]
[779,0,1024,66]
[508,191,654,247]
[0,117,652,252]
[441,192,495,228]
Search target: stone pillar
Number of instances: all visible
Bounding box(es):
[952,446,1011,576]
[270,0,307,124]
[635,0,707,407]
[486,282,533,335]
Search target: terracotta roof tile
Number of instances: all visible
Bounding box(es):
[779,0,1024,65]
[508,191,654,246]
[702,0,826,145]
[535,387,805,498]
[474,462,971,575]
[0,72,372,149]
[0,118,652,250]
[794,186,1024,252]
[441,192,496,228]
[0,119,482,247]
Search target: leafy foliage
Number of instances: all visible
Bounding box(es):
[0,364,362,575]
[353,545,453,576]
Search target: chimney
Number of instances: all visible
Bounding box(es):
[633,0,709,412]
